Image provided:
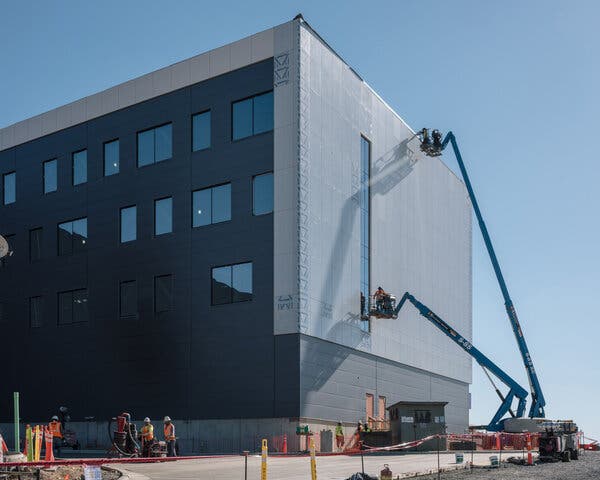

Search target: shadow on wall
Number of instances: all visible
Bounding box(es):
[301,137,420,419]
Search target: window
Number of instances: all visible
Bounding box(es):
[378,396,387,420]
[44,159,57,193]
[58,217,87,255]
[3,172,15,205]
[192,184,231,227]
[253,172,273,215]
[30,296,43,328]
[211,262,252,305]
[366,393,374,422]
[192,111,211,151]
[232,91,273,140]
[154,197,172,235]
[58,289,88,325]
[29,228,42,262]
[104,139,120,176]
[120,206,137,243]
[360,136,371,332]
[154,274,172,312]
[0,302,5,323]
[120,280,137,318]
[137,123,172,167]
[72,150,87,185]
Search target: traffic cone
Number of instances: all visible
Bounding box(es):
[282,434,288,454]
[45,427,55,461]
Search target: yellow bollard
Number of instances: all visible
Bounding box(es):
[261,439,268,480]
[34,425,39,461]
[26,425,33,462]
[309,438,317,480]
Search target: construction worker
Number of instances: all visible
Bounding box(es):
[163,416,176,457]
[335,422,345,452]
[48,416,63,455]
[373,286,387,311]
[139,417,155,457]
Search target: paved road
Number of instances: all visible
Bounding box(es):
[116,451,535,480]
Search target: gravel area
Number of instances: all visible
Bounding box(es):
[415,451,600,480]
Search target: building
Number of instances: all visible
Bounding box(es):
[0,16,472,452]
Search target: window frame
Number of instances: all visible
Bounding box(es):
[29,227,43,262]
[57,217,88,256]
[120,205,137,243]
[72,149,88,186]
[137,123,173,168]
[103,138,120,177]
[154,196,173,236]
[154,274,173,313]
[191,110,211,152]
[57,288,89,326]
[231,90,274,141]
[252,171,274,216]
[119,279,138,318]
[211,261,253,306]
[43,159,58,194]
[192,182,232,227]
[3,171,16,205]
[29,296,43,329]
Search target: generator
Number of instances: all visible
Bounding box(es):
[538,420,579,462]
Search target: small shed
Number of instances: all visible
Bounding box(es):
[387,401,448,451]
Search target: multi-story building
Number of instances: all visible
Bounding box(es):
[0,15,472,452]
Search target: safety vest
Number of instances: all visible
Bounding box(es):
[48,421,62,439]
[335,425,344,436]
[141,424,154,441]
[164,423,175,441]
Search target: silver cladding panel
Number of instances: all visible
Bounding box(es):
[279,24,473,384]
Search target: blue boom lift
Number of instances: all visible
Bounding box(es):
[416,128,546,419]
[376,291,528,431]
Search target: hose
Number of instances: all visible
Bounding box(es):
[107,416,140,458]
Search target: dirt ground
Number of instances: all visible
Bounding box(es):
[37,465,120,480]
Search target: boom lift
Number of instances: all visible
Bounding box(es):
[417,128,546,419]
[389,291,529,432]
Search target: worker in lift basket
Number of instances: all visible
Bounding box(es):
[373,286,387,312]
[163,416,177,457]
[139,417,155,457]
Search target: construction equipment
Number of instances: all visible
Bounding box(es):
[538,420,579,462]
[391,291,528,431]
[417,128,546,419]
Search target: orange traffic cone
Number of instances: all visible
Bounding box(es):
[45,427,55,461]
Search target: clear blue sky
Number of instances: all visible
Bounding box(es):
[2,1,598,439]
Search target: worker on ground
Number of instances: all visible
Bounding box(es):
[139,417,155,457]
[163,416,176,457]
[335,422,345,452]
[48,415,63,455]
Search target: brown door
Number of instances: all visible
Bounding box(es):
[366,393,374,422]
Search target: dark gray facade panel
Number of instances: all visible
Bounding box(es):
[0,59,293,422]
[299,335,469,432]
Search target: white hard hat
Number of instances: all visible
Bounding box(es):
[164,416,171,422]
[51,416,59,421]
[144,417,151,423]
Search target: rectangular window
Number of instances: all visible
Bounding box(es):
[58,288,88,325]
[211,262,253,305]
[192,111,211,151]
[120,206,137,243]
[30,296,43,328]
[58,217,87,256]
[232,91,273,140]
[119,280,137,318]
[43,159,57,193]
[137,123,172,167]
[72,149,87,185]
[360,136,371,332]
[104,139,120,176]
[3,172,15,205]
[192,184,231,227]
[253,172,273,215]
[154,197,172,235]
[29,227,42,262]
[154,274,172,313]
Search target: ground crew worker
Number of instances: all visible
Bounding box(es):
[48,416,63,455]
[163,416,176,457]
[140,417,155,457]
[335,422,345,451]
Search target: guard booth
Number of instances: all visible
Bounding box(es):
[387,401,447,451]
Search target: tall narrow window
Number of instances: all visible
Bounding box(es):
[58,217,87,256]
[232,91,273,140]
[43,159,57,193]
[58,289,88,325]
[72,150,87,185]
[253,172,274,215]
[366,393,374,423]
[192,184,231,227]
[154,197,172,235]
[3,172,16,205]
[104,139,120,176]
[29,227,43,262]
[138,124,172,167]
[360,136,371,332]
[30,296,43,328]
[120,280,137,318]
[154,274,172,313]
[378,396,387,420]
[211,262,253,305]
[192,111,211,151]
[120,206,137,243]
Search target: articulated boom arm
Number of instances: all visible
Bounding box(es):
[395,292,528,431]
[438,131,546,419]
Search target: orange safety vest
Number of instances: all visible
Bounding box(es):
[141,424,154,441]
[48,421,62,439]
[164,423,175,441]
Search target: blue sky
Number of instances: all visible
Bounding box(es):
[1,1,598,438]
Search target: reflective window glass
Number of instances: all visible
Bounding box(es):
[120,280,137,317]
[154,274,172,312]
[192,184,231,227]
[155,124,172,162]
[232,98,253,140]
[104,140,120,176]
[192,188,211,227]
[44,159,57,193]
[212,184,231,224]
[58,217,87,256]
[3,172,15,205]
[73,150,87,185]
[120,206,137,243]
[253,172,273,215]
[211,266,232,305]
[192,111,211,151]
[138,129,154,167]
[154,197,172,235]
[253,91,274,134]
[232,262,253,302]
[29,228,42,262]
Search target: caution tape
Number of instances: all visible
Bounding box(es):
[362,434,439,452]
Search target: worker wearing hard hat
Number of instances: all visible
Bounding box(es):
[48,415,63,455]
[139,417,155,457]
[163,416,176,457]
